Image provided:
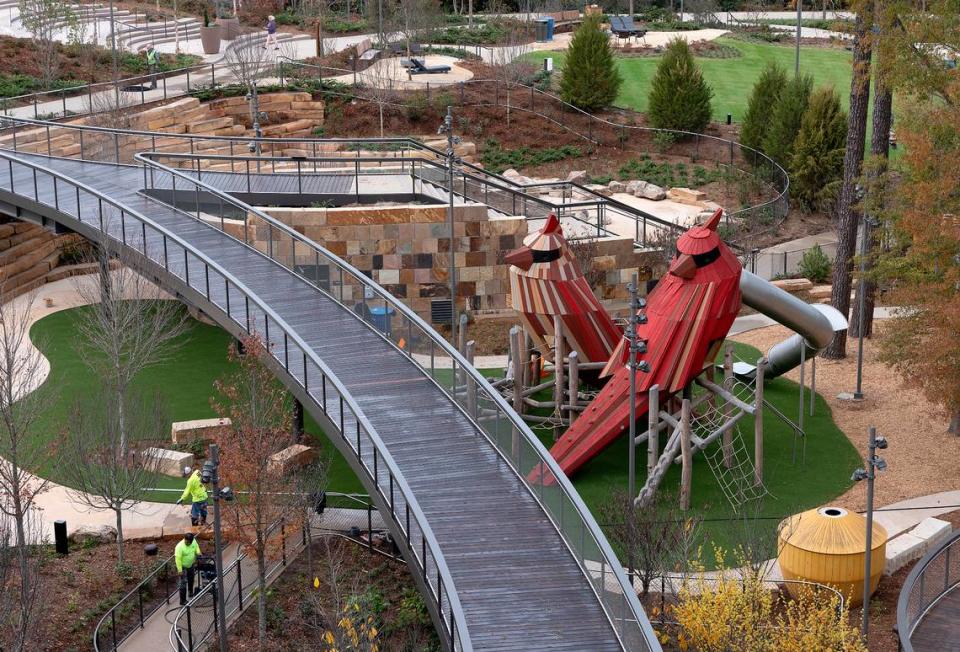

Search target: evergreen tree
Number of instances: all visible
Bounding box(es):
[740,61,787,153]
[789,87,848,210]
[647,38,714,133]
[762,73,813,168]
[559,14,622,112]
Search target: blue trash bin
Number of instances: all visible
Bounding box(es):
[370,306,395,336]
[544,17,555,41]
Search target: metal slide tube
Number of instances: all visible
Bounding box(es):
[739,270,847,378]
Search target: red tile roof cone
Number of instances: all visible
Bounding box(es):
[506,213,621,364]
[530,208,743,483]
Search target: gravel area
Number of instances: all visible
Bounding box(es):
[732,322,960,511]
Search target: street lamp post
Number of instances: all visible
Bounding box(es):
[438,106,459,345]
[851,426,887,639]
[626,275,649,586]
[853,212,874,400]
[203,445,230,652]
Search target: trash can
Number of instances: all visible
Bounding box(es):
[544,17,555,41]
[535,19,549,42]
[370,306,395,336]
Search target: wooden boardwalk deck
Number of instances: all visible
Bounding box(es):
[910,588,960,652]
[5,154,630,651]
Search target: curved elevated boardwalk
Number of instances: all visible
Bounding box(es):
[0,149,658,651]
[898,530,960,652]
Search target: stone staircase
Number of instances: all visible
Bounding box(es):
[0,220,88,297]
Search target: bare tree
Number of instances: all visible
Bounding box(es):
[396,0,442,56]
[74,251,188,456]
[489,26,534,127]
[0,289,49,652]
[213,335,299,651]
[359,58,399,137]
[598,489,699,596]
[18,0,77,88]
[56,388,167,566]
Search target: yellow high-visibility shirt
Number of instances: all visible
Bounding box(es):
[175,538,201,572]
[179,470,208,504]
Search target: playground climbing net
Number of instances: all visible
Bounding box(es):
[690,377,769,512]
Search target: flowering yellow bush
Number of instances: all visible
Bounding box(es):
[670,548,866,652]
[321,600,381,652]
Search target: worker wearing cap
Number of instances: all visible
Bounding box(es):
[176,468,209,526]
[175,532,202,605]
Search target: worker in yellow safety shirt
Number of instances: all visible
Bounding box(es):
[176,468,210,526]
[146,45,158,89]
[175,532,201,605]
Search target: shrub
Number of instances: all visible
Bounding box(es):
[740,61,787,153]
[797,244,832,283]
[789,86,847,210]
[761,73,813,167]
[480,141,582,174]
[404,93,429,121]
[560,14,622,112]
[647,38,713,133]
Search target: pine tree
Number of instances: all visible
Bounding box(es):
[761,73,813,167]
[559,14,622,112]
[647,38,713,133]
[789,87,847,210]
[740,61,787,153]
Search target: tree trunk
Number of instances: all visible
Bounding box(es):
[14,488,32,651]
[849,3,893,340]
[257,551,268,649]
[115,508,125,565]
[824,10,873,359]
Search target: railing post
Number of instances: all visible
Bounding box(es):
[237,562,244,610]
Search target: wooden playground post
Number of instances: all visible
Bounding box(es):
[518,328,529,390]
[647,384,659,477]
[567,351,579,425]
[680,396,692,511]
[755,357,766,485]
[465,340,477,418]
[509,327,522,460]
[723,345,734,469]
[553,316,565,440]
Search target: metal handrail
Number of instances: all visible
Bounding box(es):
[92,553,179,651]
[135,152,662,650]
[897,529,960,651]
[0,150,472,651]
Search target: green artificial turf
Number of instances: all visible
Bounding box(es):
[28,307,363,502]
[526,37,863,124]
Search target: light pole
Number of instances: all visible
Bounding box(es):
[202,445,230,652]
[795,0,802,76]
[438,106,459,345]
[851,426,887,639]
[853,211,875,400]
[625,275,649,585]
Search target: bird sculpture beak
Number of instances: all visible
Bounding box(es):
[669,253,697,279]
[505,245,534,271]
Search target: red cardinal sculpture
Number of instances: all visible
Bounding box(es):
[505,213,621,363]
[533,208,743,481]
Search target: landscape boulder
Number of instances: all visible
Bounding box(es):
[501,168,521,179]
[69,524,117,545]
[771,278,814,293]
[667,187,707,205]
[565,170,588,184]
[606,180,626,193]
[171,417,232,445]
[636,181,666,201]
[268,444,318,475]
[143,447,195,477]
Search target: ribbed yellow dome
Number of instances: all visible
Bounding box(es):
[778,507,888,606]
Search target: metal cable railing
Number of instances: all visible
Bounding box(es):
[135,150,662,650]
[897,529,960,651]
[0,150,472,651]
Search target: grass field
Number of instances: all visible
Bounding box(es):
[526,37,862,124]
[29,307,364,502]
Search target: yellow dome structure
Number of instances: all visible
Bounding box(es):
[778,506,888,607]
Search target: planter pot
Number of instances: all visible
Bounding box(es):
[219,17,240,41]
[200,26,221,54]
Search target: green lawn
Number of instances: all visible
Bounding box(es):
[29,307,363,502]
[527,37,860,123]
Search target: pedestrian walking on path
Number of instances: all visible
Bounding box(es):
[146,45,159,89]
[264,15,279,50]
[175,532,202,605]
[176,467,210,526]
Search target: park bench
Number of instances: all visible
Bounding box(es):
[409,58,452,75]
